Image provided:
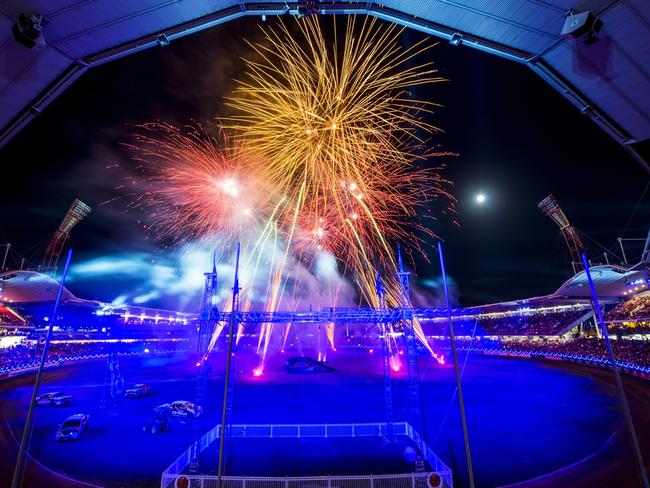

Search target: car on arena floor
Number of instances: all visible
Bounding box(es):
[56,414,89,441]
[124,383,152,398]
[36,392,72,406]
[160,400,202,418]
[143,406,170,434]
[285,356,336,374]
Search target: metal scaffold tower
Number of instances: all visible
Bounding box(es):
[198,254,219,354]
[396,247,422,426]
[395,246,427,475]
[375,271,394,439]
[190,254,220,474]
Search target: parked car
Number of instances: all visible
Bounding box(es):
[56,414,89,441]
[125,383,151,398]
[159,400,202,418]
[36,392,72,406]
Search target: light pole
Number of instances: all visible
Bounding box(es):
[1,243,10,271]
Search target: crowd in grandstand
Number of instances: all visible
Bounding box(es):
[606,294,650,334]
[0,339,190,373]
[468,308,589,336]
[422,307,591,336]
[607,294,650,321]
[2,294,650,376]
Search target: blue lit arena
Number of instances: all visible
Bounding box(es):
[1,267,650,487]
[0,349,635,486]
[1,2,650,488]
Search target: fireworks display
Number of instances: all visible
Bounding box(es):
[127,122,268,243]
[227,16,454,302]
[127,17,454,370]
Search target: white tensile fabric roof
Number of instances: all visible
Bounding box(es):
[0,1,649,170]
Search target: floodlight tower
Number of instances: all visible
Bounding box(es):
[42,199,91,275]
[538,195,586,274]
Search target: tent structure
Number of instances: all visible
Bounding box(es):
[1,1,649,171]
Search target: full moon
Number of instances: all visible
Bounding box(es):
[475,193,487,204]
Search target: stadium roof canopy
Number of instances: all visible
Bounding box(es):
[0,1,649,172]
[0,270,76,303]
[553,264,648,299]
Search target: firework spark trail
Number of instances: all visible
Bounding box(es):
[126,124,314,364]
[227,17,453,285]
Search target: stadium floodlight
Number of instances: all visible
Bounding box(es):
[538,195,586,274]
[42,199,91,275]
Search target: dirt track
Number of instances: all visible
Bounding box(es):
[0,371,98,488]
[1,358,649,488]
[502,364,650,488]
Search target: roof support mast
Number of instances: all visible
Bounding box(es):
[642,227,650,266]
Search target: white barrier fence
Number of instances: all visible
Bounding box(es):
[161,472,444,488]
[161,422,452,488]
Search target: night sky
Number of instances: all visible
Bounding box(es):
[0,16,648,308]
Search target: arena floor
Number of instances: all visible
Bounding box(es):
[1,349,649,488]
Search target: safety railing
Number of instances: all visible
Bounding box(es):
[162,422,452,488]
[161,472,445,488]
[471,346,650,375]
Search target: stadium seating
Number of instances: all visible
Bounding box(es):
[606,294,650,334]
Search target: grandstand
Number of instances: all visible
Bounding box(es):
[2,256,649,380]
[607,293,650,335]
[2,265,648,376]
[608,293,650,321]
